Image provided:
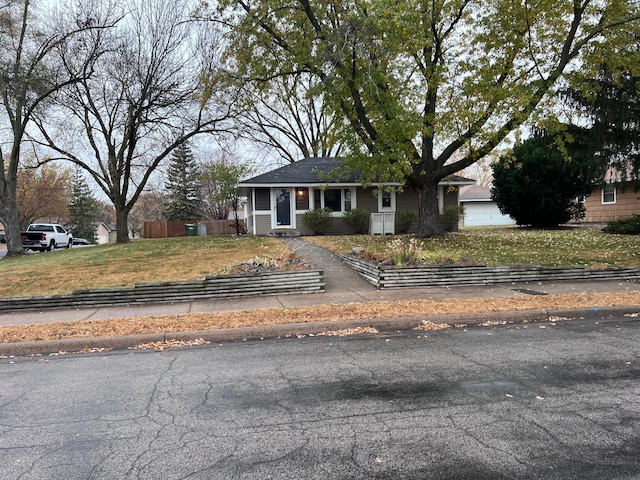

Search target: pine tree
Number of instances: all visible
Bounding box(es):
[68,168,100,243]
[164,143,203,221]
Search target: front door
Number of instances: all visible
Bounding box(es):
[275,188,291,227]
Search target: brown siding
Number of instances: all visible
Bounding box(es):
[583,184,640,222]
[255,188,270,210]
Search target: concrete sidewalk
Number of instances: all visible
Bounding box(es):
[1,236,639,327]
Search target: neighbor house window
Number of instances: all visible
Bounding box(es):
[313,188,355,213]
[602,185,616,204]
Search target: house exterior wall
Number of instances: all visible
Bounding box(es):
[583,183,640,222]
[246,185,461,235]
[254,215,272,234]
[443,188,458,208]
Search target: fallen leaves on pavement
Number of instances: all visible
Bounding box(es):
[414,321,452,331]
[316,327,380,336]
[129,338,211,351]
[1,291,639,344]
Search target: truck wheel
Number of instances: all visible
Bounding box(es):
[46,241,54,251]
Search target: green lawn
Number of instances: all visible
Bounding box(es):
[306,226,640,268]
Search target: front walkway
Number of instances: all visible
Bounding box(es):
[280,237,376,294]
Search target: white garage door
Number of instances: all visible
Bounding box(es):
[463,202,515,227]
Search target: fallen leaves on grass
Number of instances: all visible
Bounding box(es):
[1,292,639,344]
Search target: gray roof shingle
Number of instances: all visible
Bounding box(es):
[239,157,475,186]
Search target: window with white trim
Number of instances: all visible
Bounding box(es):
[602,185,616,204]
[313,188,355,213]
[378,189,396,211]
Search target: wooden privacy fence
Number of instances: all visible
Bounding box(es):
[144,220,245,238]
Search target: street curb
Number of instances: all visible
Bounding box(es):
[2,305,638,357]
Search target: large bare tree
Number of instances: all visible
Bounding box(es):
[35,0,233,242]
[0,0,114,256]
[235,73,344,165]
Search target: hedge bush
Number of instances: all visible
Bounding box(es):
[343,208,370,234]
[440,205,464,232]
[302,208,333,234]
[603,215,640,235]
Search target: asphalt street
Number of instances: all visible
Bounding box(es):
[1,315,639,479]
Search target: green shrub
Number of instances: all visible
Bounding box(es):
[603,215,640,235]
[398,211,417,233]
[343,208,370,234]
[440,205,464,232]
[302,208,333,235]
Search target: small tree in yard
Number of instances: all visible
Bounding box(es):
[68,168,100,243]
[164,143,203,221]
[491,132,601,228]
[200,155,251,220]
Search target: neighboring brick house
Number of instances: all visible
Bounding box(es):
[237,157,475,235]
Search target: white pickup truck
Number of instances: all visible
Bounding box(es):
[20,224,73,251]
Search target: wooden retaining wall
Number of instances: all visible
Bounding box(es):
[0,269,324,312]
[339,254,640,289]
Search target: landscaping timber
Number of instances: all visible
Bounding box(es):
[339,255,640,289]
[0,269,324,312]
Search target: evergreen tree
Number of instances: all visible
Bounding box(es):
[491,131,602,228]
[68,168,100,243]
[164,143,203,221]
[563,64,640,182]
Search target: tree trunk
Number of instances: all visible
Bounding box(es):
[115,208,130,243]
[414,179,444,237]
[1,177,26,257]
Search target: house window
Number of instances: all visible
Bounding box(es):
[602,185,616,204]
[344,189,352,211]
[382,190,391,208]
[324,189,342,211]
[378,189,396,211]
[295,188,309,210]
[576,195,586,203]
[313,188,355,213]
